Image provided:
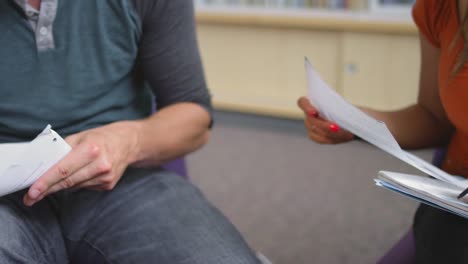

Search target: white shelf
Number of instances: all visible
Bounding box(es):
[196,6,416,35]
[196,6,413,23]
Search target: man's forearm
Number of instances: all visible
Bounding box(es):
[126,102,211,168]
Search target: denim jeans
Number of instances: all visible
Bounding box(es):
[0,167,260,264]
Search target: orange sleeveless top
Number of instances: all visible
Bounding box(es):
[413,0,468,177]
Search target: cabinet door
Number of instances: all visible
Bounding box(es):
[197,24,340,118]
[341,32,420,110]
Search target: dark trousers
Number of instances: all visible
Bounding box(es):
[414,203,468,263]
[0,167,260,264]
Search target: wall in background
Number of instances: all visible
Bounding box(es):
[195,2,420,119]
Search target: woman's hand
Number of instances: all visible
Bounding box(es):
[297,96,355,144]
[23,121,140,206]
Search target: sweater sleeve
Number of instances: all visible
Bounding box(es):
[131,0,213,125]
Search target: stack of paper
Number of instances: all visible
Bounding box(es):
[0,125,71,197]
[376,171,468,218]
[304,58,468,218]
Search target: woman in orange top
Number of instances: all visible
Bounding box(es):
[299,0,468,262]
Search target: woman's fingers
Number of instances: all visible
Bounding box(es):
[297,96,318,117]
[303,110,354,144]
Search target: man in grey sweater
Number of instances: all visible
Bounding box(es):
[0,0,260,263]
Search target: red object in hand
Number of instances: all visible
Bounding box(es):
[329,124,340,133]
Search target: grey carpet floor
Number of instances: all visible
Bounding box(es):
[187,111,433,264]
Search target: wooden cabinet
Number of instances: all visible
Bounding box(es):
[196,10,419,119]
[341,32,419,110]
[198,24,340,118]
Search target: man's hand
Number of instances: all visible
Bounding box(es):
[23,121,140,206]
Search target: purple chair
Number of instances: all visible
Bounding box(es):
[162,158,188,178]
[377,230,416,264]
[377,148,447,264]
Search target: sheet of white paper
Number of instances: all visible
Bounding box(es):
[0,143,27,174]
[305,58,401,155]
[305,58,468,188]
[0,125,71,197]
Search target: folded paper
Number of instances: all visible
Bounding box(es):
[0,125,71,197]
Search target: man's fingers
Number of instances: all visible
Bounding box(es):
[65,133,82,147]
[75,161,129,191]
[80,184,107,191]
[74,177,116,191]
[41,157,112,197]
[25,143,100,204]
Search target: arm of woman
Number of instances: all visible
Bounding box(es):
[363,35,453,149]
[298,34,453,149]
